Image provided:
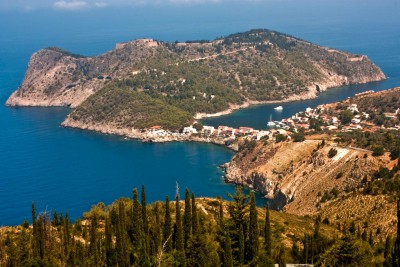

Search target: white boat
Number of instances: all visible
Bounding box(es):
[267,114,275,126]
[274,106,283,111]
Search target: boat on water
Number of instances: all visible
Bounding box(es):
[274,106,283,111]
[267,114,276,126]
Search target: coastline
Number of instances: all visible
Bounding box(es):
[194,89,319,119]
[61,119,236,150]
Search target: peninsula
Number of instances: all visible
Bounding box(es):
[6,29,385,141]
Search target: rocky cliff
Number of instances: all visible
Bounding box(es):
[224,139,389,214]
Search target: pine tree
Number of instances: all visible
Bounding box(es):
[248,191,259,263]
[183,188,192,249]
[264,205,272,258]
[163,196,173,252]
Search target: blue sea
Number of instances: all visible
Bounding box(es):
[0,1,399,225]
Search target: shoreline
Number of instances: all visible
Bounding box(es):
[194,89,319,119]
[61,119,238,151]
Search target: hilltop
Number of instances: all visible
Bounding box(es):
[6,29,385,134]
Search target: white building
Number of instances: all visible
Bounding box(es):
[182,126,198,135]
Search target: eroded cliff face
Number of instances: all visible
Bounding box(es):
[224,140,387,214]
[6,49,95,107]
[6,39,160,107]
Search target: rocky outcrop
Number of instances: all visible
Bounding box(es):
[6,39,159,107]
[224,140,387,214]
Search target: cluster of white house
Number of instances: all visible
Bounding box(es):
[144,103,400,140]
[144,125,285,141]
[277,103,399,132]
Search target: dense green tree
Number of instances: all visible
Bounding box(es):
[316,235,373,267]
[340,109,354,124]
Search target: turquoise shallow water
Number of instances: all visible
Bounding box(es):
[0,2,399,225]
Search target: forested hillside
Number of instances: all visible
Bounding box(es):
[0,186,399,266]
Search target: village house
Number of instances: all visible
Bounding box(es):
[182,126,198,135]
[202,126,215,136]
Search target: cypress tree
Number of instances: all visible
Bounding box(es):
[116,201,129,267]
[239,224,245,264]
[141,185,150,266]
[191,193,198,235]
[224,233,234,267]
[105,218,114,267]
[183,188,192,249]
[303,234,309,264]
[248,191,259,262]
[362,229,368,241]
[277,243,287,267]
[163,196,172,252]
[63,213,70,261]
[175,194,184,252]
[132,188,142,250]
[219,199,224,227]
[314,216,321,239]
[383,235,393,267]
[264,205,272,258]
[52,211,59,227]
[31,202,39,260]
[393,199,400,267]
[153,202,162,255]
[369,230,374,247]
[89,214,99,265]
[141,185,149,237]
